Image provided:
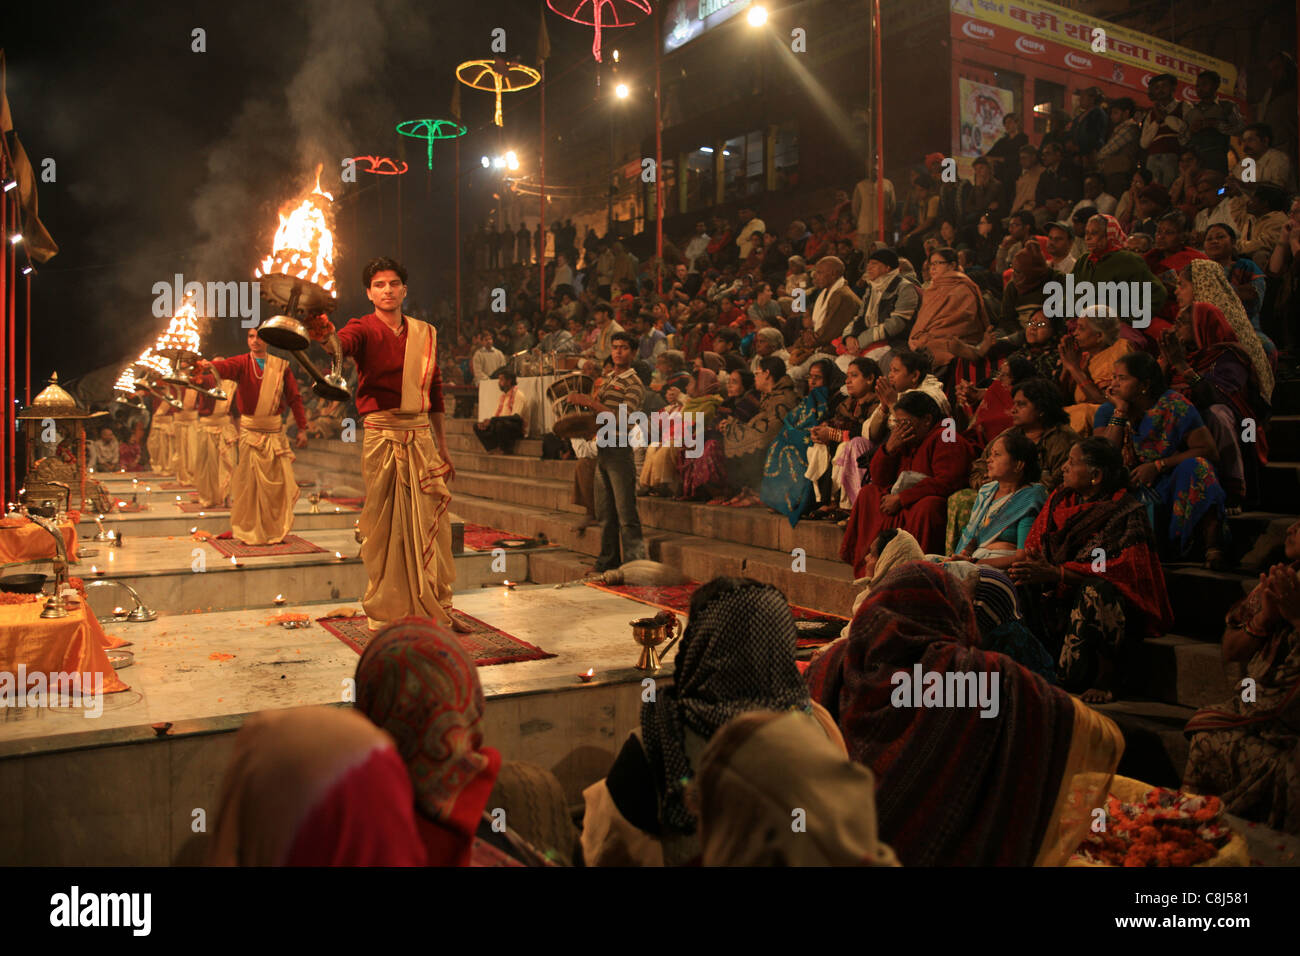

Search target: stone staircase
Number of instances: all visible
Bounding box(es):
[294,382,1300,784]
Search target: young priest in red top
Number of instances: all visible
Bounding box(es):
[308,258,472,633]
[203,327,309,545]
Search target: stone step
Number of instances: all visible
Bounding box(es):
[445,431,546,457]
[453,449,580,483]
[1093,699,1196,788]
[1259,461,1300,513]
[77,499,362,540]
[1163,566,1250,641]
[1264,414,1300,461]
[1138,634,1233,710]
[452,470,585,515]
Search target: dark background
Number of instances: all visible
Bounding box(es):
[2,0,606,394]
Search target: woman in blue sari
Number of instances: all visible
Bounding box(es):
[760,359,844,526]
[1094,351,1227,568]
[945,430,1047,571]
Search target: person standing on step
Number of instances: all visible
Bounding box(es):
[306,257,474,634]
[193,368,238,509]
[566,330,647,572]
[201,327,309,545]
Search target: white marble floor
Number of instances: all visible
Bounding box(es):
[78,495,360,529]
[70,528,363,576]
[0,584,680,750]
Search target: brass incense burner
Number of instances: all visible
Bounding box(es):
[630,612,682,671]
[256,278,350,402]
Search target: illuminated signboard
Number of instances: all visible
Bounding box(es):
[663,0,753,53]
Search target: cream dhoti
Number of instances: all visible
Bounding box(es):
[194,379,239,508]
[173,401,201,486]
[148,410,175,475]
[230,414,298,544]
[359,411,454,630]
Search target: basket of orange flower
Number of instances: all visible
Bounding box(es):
[1070,775,1249,867]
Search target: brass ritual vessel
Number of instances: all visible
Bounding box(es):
[630,612,682,671]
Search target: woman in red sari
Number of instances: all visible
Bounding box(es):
[841,390,972,575]
[1011,438,1173,702]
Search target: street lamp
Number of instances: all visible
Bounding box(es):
[747,5,768,27]
[615,82,629,99]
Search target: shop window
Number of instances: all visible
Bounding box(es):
[1033,78,1066,138]
[723,130,764,201]
[773,123,799,191]
[684,148,716,212]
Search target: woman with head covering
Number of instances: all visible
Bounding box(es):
[208,706,427,866]
[1070,214,1169,345]
[840,390,973,574]
[759,357,846,525]
[682,368,757,502]
[693,710,900,867]
[843,528,924,630]
[1012,438,1174,701]
[1184,258,1274,401]
[996,241,1059,348]
[696,350,725,375]
[1061,304,1134,434]
[355,618,575,866]
[1184,518,1300,833]
[582,577,842,866]
[907,247,991,380]
[1202,222,1272,346]
[641,367,724,497]
[806,562,1122,865]
[1094,350,1228,568]
[1159,264,1271,509]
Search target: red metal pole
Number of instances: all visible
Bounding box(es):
[539,60,547,314]
[654,4,664,297]
[455,136,461,340]
[25,272,30,406]
[0,185,7,504]
[8,199,16,503]
[873,0,885,244]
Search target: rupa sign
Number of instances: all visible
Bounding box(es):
[949,0,1243,107]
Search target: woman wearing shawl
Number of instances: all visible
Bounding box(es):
[806,562,1123,866]
[356,619,575,866]
[1061,305,1134,434]
[694,710,900,867]
[946,430,1047,569]
[1012,438,1174,701]
[582,577,843,866]
[1184,519,1300,833]
[808,357,880,519]
[1159,264,1271,508]
[760,358,844,525]
[1070,214,1168,345]
[1143,211,1208,324]
[841,391,973,574]
[1094,351,1228,567]
[1183,257,1275,403]
[907,247,990,380]
[995,242,1059,348]
[208,706,427,866]
[682,368,757,502]
[640,368,723,497]
[718,357,799,507]
[1203,222,1272,349]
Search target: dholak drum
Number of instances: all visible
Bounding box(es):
[554,412,599,441]
[546,373,596,421]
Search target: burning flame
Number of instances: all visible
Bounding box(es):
[155,295,201,357]
[113,368,140,396]
[255,164,337,296]
[134,347,173,380]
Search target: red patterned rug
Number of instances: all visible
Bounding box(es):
[179,502,228,513]
[317,612,556,665]
[463,523,552,551]
[584,581,847,648]
[207,534,327,558]
[110,501,146,513]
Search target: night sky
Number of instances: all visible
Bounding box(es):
[3,0,611,398]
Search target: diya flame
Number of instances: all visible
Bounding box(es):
[255,164,337,296]
[154,294,202,355]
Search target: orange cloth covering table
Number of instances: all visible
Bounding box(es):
[0,517,79,569]
[0,599,130,695]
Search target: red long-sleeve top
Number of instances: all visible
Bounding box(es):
[209,353,308,430]
[335,313,444,416]
[869,426,972,507]
[192,367,223,416]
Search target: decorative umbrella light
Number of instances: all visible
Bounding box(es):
[546,0,652,63]
[454,59,541,127]
[395,119,467,170]
[348,155,410,176]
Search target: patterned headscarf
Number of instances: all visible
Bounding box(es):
[1186,258,1273,401]
[640,579,811,835]
[1087,214,1127,262]
[355,618,501,862]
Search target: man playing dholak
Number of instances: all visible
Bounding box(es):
[307,257,473,634]
[202,328,309,544]
[193,374,239,508]
[146,388,176,474]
